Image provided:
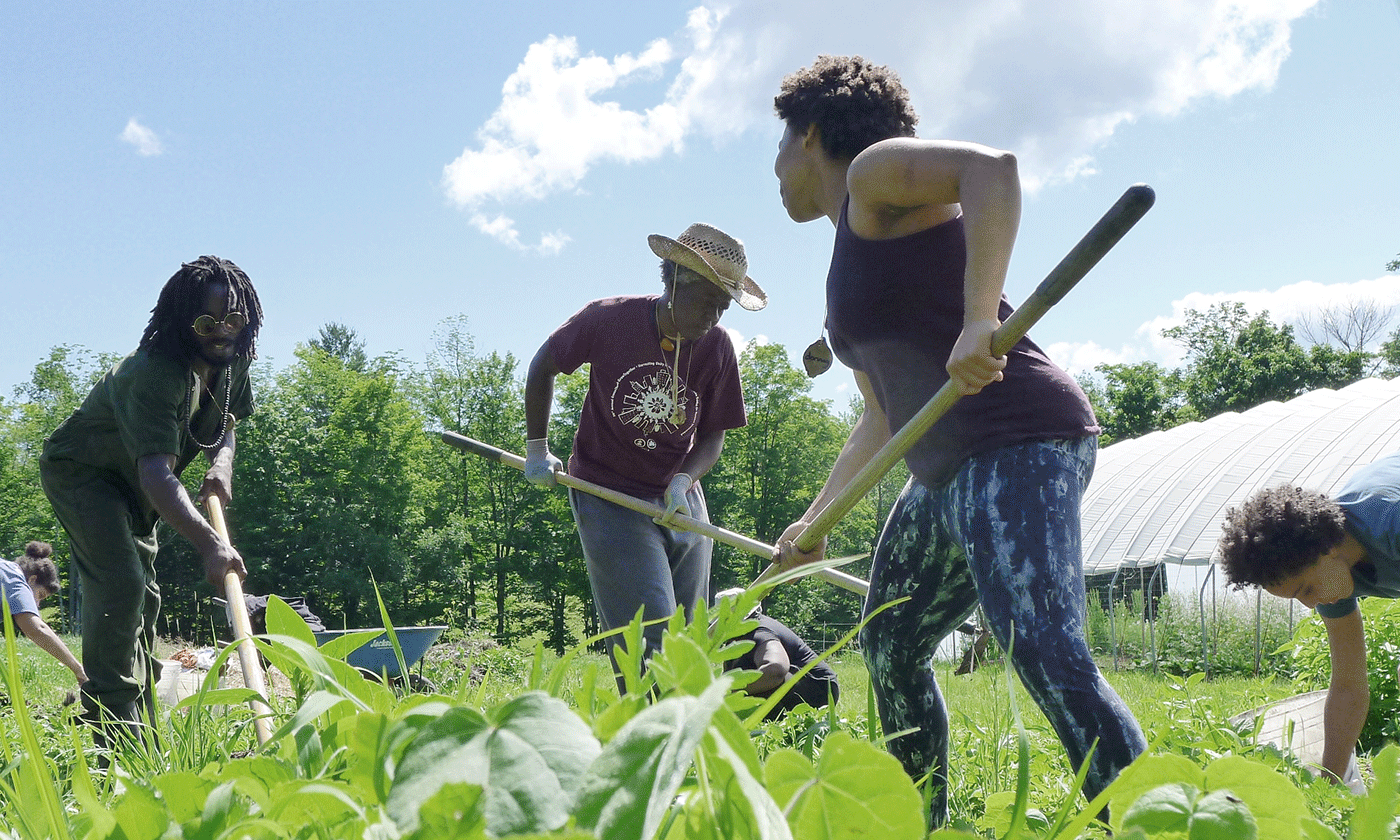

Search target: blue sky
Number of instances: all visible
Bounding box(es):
[3,0,1398,411]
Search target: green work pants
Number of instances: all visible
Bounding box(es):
[40,458,162,722]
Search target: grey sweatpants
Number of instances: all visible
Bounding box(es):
[569,483,711,690]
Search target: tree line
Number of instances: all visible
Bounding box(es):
[2,298,1397,651]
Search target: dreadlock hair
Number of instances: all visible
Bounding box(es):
[17,541,59,593]
[1217,485,1348,589]
[139,256,263,362]
[774,55,919,161]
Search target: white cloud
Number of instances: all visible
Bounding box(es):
[119,118,164,156]
[468,211,571,255]
[447,0,1320,244]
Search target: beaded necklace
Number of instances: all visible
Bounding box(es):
[657,300,693,427]
[185,370,233,450]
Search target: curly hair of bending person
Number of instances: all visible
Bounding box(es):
[139,256,263,362]
[1217,485,1348,589]
[774,55,918,161]
[17,541,60,593]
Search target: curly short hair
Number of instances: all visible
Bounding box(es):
[17,541,59,593]
[1217,485,1347,589]
[774,55,919,161]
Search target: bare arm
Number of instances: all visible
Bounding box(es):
[1320,609,1368,782]
[14,612,86,683]
[138,452,246,589]
[525,340,560,440]
[198,425,236,507]
[847,137,1020,394]
[677,428,726,483]
[744,638,791,696]
[773,371,891,568]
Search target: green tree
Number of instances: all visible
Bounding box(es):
[1091,361,1185,444]
[1,346,116,626]
[1164,302,1366,419]
[210,344,436,631]
[310,322,368,372]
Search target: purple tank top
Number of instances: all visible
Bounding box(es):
[826,203,1098,486]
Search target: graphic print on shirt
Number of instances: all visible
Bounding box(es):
[609,361,690,448]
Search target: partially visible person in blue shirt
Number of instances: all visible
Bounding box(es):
[1,540,86,687]
[1218,451,1400,785]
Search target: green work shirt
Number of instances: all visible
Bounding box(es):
[41,349,254,530]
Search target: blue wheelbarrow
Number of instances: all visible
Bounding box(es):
[312,625,448,685]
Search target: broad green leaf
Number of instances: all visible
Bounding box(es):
[1203,755,1307,840]
[109,783,171,840]
[1349,744,1400,840]
[202,755,295,813]
[764,731,925,840]
[263,594,318,645]
[151,772,218,824]
[388,692,601,835]
[575,679,731,840]
[1107,753,1205,831]
[328,710,434,802]
[696,724,793,839]
[1189,789,1258,840]
[399,781,489,840]
[650,631,722,698]
[1122,782,1196,835]
[266,779,369,827]
[1299,816,1344,840]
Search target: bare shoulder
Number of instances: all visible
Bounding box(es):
[846,137,1011,238]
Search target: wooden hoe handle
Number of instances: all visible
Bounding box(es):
[206,496,275,745]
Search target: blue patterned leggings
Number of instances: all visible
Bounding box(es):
[858,438,1146,825]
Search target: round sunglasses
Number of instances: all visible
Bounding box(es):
[191,312,248,337]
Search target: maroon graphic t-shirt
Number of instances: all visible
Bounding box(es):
[549,295,748,498]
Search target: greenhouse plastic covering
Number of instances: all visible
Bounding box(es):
[1081,377,1400,575]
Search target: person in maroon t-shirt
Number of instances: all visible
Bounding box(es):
[524,224,766,692]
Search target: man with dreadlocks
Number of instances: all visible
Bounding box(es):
[40,256,262,737]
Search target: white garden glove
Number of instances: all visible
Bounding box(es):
[524,438,562,488]
[658,473,695,525]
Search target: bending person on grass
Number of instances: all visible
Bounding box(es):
[715,588,839,720]
[1218,450,1400,788]
[767,55,1146,826]
[1,541,87,688]
[523,224,765,694]
[40,256,259,743]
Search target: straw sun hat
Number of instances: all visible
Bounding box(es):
[648,223,767,311]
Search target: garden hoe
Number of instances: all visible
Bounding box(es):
[438,431,870,596]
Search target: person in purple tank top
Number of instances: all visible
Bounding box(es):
[523,224,766,694]
[768,55,1145,827]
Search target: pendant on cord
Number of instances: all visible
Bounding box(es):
[803,335,833,377]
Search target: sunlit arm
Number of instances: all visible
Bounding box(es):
[524,340,560,441]
[1320,609,1368,782]
[744,639,791,696]
[138,452,246,589]
[847,138,1019,394]
[14,612,86,684]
